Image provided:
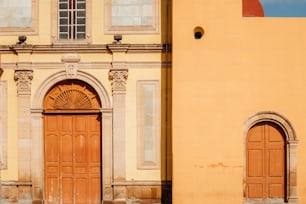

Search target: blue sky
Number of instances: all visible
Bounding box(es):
[260,0,306,17]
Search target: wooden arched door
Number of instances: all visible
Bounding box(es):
[43,80,101,204]
[246,122,285,201]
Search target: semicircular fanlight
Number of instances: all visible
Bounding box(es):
[54,89,92,109]
[44,81,101,111]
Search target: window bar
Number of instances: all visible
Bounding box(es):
[74,0,77,39]
[59,0,85,40]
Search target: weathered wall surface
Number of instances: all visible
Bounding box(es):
[0,0,171,203]
[173,1,306,203]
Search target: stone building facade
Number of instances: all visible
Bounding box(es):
[0,0,172,203]
[173,1,306,204]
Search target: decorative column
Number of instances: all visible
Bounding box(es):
[108,43,129,202]
[14,66,33,201]
[288,140,299,204]
[109,69,128,175]
[101,110,114,202]
[30,109,44,203]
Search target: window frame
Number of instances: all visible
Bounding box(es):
[0,0,38,35]
[51,0,92,44]
[104,0,160,34]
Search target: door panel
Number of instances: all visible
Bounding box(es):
[246,124,265,199]
[246,122,285,200]
[265,123,284,199]
[248,183,263,198]
[44,114,101,204]
[248,149,264,177]
[62,177,73,203]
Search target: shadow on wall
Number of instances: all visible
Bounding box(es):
[161,0,172,203]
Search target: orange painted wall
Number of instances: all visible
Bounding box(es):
[173,1,306,203]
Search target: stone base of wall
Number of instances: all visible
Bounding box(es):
[1,181,32,203]
[0,180,172,204]
[113,181,172,204]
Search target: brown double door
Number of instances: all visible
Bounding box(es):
[44,114,101,204]
[246,122,285,200]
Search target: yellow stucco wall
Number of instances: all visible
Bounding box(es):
[173,1,306,203]
[0,0,167,184]
[1,69,18,180]
[0,0,166,45]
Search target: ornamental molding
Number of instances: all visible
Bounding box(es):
[107,44,130,53]
[44,81,100,111]
[61,54,81,79]
[1,61,169,70]
[109,69,128,93]
[14,70,33,95]
[0,44,164,54]
[64,63,78,78]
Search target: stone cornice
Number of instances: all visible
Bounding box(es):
[0,44,165,54]
[107,43,130,53]
[1,61,171,70]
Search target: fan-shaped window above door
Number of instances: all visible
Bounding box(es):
[44,80,101,113]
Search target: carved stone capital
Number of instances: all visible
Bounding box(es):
[109,69,128,93]
[14,70,33,95]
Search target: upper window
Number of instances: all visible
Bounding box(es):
[0,0,38,35]
[105,0,160,34]
[52,0,91,44]
[59,0,86,40]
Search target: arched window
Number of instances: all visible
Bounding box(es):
[244,112,298,204]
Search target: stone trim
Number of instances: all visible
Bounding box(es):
[0,0,38,35]
[0,81,8,169]
[61,54,81,78]
[1,61,170,70]
[136,80,161,170]
[14,67,33,202]
[104,0,160,34]
[112,181,163,203]
[244,111,299,204]
[107,44,130,201]
[0,44,165,54]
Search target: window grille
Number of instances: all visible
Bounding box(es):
[58,0,86,40]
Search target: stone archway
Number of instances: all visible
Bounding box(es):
[43,80,102,203]
[244,112,299,204]
[30,71,113,203]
